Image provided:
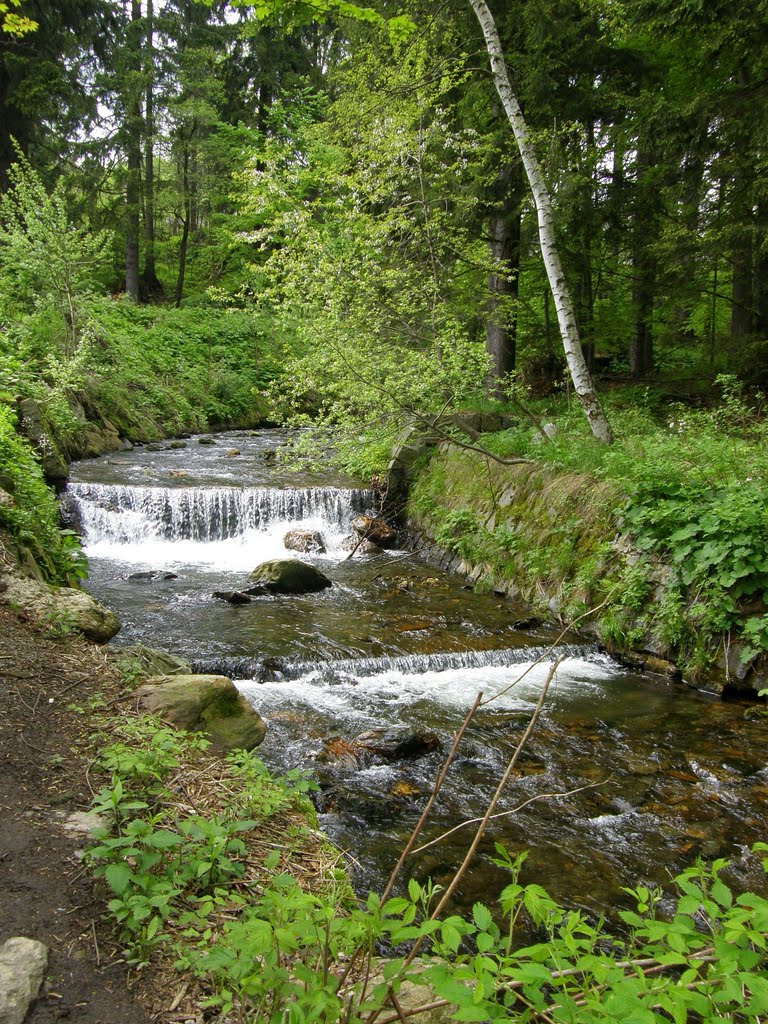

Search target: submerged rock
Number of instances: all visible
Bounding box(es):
[118,644,192,677]
[127,570,178,582]
[318,728,442,769]
[354,728,442,761]
[212,590,253,605]
[136,673,266,752]
[284,529,326,554]
[351,514,398,548]
[250,558,332,595]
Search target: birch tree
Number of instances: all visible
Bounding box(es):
[468,0,612,443]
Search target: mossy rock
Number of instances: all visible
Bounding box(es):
[117,644,192,678]
[136,674,266,752]
[249,558,332,594]
[0,572,120,641]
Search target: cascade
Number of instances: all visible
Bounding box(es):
[66,482,376,545]
[193,642,600,683]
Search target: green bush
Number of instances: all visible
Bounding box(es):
[0,403,84,584]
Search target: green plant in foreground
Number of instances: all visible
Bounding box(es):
[87,711,768,1022]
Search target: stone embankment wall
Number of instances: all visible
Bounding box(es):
[386,430,765,698]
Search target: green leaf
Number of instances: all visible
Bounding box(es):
[472,903,493,931]
[104,863,132,895]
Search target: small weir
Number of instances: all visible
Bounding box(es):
[68,430,768,918]
[193,642,600,682]
[66,482,374,544]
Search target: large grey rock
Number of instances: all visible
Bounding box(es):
[0,573,120,642]
[136,674,266,752]
[0,937,48,1024]
[250,558,332,595]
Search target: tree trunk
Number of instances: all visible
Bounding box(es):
[174,144,191,308]
[486,160,522,392]
[140,0,163,298]
[630,148,656,378]
[469,0,613,443]
[756,196,768,337]
[125,0,142,304]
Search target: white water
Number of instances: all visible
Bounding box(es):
[66,482,377,568]
[238,653,618,725]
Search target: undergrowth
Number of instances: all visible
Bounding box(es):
[0,403,85,584]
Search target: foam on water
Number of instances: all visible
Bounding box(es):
[238,654,616,721]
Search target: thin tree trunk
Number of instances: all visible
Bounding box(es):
[141,0,163,297]
[469,0,613,443]
[125,0,142,303]
[486,160,522,392]
[756,196,768,337]
[174,144,191,308]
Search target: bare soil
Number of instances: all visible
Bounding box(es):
[0,606,152,1023]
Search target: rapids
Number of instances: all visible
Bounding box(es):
[67,430,768,917]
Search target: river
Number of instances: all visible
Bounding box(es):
[66,429,768,919]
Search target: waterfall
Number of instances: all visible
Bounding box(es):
[194,642,601,682]
[65,482,377,545]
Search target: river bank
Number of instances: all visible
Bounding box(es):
[391,425,768,697]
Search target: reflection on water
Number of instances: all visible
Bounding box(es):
[69,430,768,918]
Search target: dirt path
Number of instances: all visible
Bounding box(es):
[0,607,151,1023]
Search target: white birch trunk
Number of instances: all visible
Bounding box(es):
[469,0,614,444]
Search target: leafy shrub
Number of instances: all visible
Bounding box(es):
[0,403,85,583]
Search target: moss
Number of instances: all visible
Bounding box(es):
[408,447,619,614]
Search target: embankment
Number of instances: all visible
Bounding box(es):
[398,439,766,697]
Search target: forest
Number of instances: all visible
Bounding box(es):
[2,1,768,1022]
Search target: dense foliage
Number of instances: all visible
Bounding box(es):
[0,404,84,583]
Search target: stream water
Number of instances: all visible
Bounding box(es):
[67,429,768,919]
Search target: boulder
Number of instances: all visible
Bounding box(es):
[249,558,332,595]
[136,674,266,752]
[351,515,398,548]
[17,398,68,483]
[0,573,120,642]
[168,440,187,450]
[197,436,216,445]
[225,448,241,457]
[0,937,48,1024]
[284,529,326,554]
[341,534,383,557]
